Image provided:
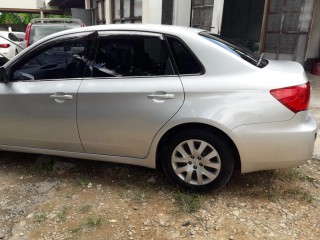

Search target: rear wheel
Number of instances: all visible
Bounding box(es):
[162,129,234,192]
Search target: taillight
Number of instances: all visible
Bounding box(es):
[25,23,32,47]
[270,82,310,113]
[0,43,10,48]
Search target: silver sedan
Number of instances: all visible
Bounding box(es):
[0,24,317,191]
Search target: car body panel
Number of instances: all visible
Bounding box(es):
[0,80,83,152]
[77,76,184,158]
[229,111,317,173]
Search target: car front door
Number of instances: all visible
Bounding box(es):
[0,35,91,152]
[77,32,184,158]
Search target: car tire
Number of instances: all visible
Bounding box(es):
[162,129,234,192]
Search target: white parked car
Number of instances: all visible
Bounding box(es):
[0,24,317,191]
[0,31,23,60]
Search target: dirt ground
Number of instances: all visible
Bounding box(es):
[0,74,319,240]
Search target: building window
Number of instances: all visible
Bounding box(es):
[191,0,214,31]
[111,0,142,23]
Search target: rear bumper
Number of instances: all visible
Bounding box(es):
[229,111,318,173]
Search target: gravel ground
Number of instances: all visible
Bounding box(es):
[0,74,319,240]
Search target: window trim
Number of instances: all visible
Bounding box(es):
[165,34,206,76]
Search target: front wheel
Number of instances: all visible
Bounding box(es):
[162,129,234,192]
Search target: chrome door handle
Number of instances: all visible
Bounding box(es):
[147,93,175,99]
[50,94,73,100]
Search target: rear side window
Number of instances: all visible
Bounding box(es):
[167,37,203,75]
[30,25,75,45]
[200,32,268,68]
[92,36,174,77]
[8,33,19,42]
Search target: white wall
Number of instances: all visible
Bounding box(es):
[142,0,162,24]
[173,0,191,26]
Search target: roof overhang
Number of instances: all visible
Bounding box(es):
[49,0,85,9]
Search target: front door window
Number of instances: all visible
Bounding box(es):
[12,39,90,81]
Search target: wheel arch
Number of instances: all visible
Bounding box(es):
[156,123,241,171]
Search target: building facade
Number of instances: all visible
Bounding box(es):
[81,0,319,68]
[0,0,319,67]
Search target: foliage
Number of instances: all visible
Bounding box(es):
[0,13,39,24]
[0,12,71,24]
[173,190,202,213]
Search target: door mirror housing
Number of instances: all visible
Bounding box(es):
[0,67,9,83]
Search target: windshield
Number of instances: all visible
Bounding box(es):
[30,25,75,45]
[199,31,268,68]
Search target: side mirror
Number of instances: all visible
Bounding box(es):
[0,67,9,83]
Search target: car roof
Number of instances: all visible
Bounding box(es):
[40,24,204,40]
[30,18,82,24]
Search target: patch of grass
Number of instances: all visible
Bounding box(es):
[58,205,69,222]
[31,158,54,173]
[34,212,47,223]
[173,190,202,214]
[79,204,92,214]
[284,169,301,181]
[133,191,149,203]
[86,216,102,227]
[70,226,82,234]
[284,168,316,183]
[66,191,75,199]
[118,190,130,200]
[284,188,313,203]
[75,175,91,188]
[298,174,316,182]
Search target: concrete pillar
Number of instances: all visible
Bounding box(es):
[104,0,112,24]
[211,0,224,34]
[142,0,162,24]
[173,0,191,27]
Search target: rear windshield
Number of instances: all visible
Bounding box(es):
[199,32,268,68]
[30,25,76,45]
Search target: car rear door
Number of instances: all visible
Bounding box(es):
[77,31,184,158]
[0,33,93,152]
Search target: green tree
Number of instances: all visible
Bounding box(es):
[0,13,40,24]
[0,12,69,24]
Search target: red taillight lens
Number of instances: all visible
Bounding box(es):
[270,82,310,113]
[0,43,10,48]
[25,23,32,47]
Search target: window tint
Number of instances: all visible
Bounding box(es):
[167,37,203,75]
[92,36,174,77]
[12,39,89,81]
[199,32,268,68]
